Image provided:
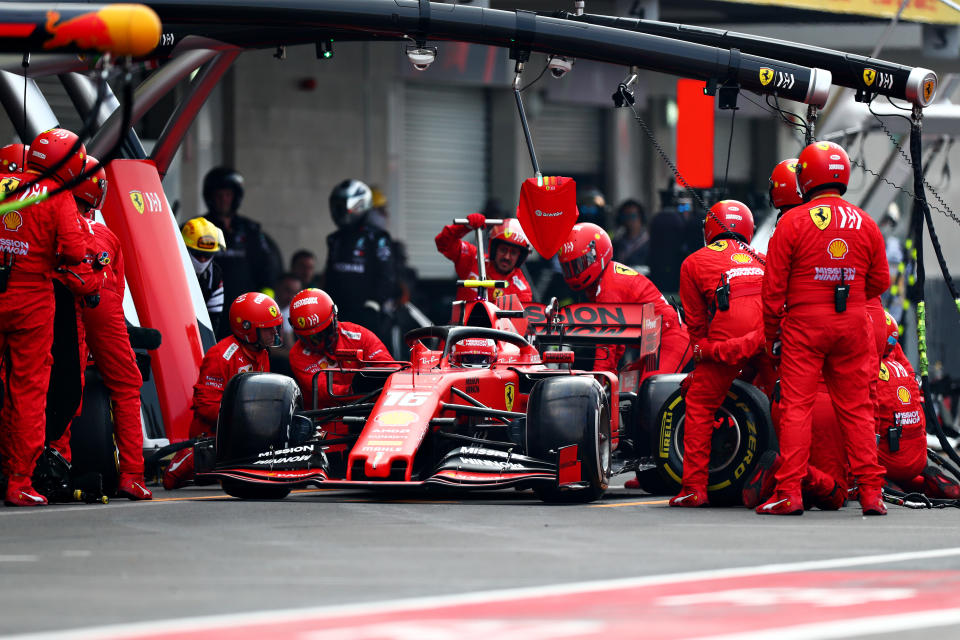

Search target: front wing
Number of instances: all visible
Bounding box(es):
[196,443,584,492]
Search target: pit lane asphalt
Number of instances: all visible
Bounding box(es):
[1,475,959,637]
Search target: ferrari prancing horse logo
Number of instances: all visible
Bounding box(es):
[810,205,832,230]
[759,68,773,86]
[863,68,877,87]
[129,190,145,214]
[504,383,515,412]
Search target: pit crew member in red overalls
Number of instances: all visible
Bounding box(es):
[759,140,889,516]
[558,222,691,376]
[73,158,151,500]
[669,201,764,507]
[872,310,959,499]
[288,288,392,410]
[0,128,88,506]
[736,159,847,511]
[163,292,283,490]
[435,214,533,304]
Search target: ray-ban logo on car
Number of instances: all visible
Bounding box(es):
[534,209,563,217]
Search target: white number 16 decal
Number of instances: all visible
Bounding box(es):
[383,391,429,407]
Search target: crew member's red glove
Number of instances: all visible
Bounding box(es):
[466,213,486,229]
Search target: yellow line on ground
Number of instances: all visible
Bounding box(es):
[589,499,670,508]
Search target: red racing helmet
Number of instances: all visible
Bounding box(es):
[72,155,107,213]
[488,218,531,268]
[289,288,339,352]
[704,200,755,245]
[450,338,497,368]
[797,141,850,199]
[0,144,28,173]
[229,292,283,349]
[558,222,613,291]
[769,158,802,211]
[870,305,900,358]
[27,128,86,185]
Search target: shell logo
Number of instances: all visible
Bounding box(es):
[730,253,751,264]
[828,238,848,259]
[2,210,22,231]
[374,410,418,427]
[897,386,911,404]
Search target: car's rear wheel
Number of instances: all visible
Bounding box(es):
[652,379,774,505]
[526,376,611,503]
[221,478,291,500]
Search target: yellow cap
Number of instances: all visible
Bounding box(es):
[181,217,226,253]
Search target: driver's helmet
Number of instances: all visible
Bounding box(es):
[289,288,339,353]
[229,292,283,349]
[450,338,497,368]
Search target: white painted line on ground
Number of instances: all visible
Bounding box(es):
[691,608,960,640]
[8,546,960,640]
[61,550,92,558]
[0,555,37,562]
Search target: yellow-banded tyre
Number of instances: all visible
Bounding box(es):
[652,379,774,505]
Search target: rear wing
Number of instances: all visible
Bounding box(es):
[524,302,661,356]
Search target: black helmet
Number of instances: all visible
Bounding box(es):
[330,179,373,228]
[203,167,244,214]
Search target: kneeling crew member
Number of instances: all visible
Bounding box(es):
[288,288,391,410]
[163,292,283,490]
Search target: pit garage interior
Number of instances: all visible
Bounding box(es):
[3,0,959,380]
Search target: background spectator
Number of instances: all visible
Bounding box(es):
[612,199,649,267]
[290,249,322,289]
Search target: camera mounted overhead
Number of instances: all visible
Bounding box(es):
[548,55,574,79]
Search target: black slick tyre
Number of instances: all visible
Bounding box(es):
[526,376,612,503]
[653,379,774,505]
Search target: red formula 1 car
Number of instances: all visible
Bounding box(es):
[196,221,775,504]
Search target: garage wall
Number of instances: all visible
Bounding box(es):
[226,42,396,279]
